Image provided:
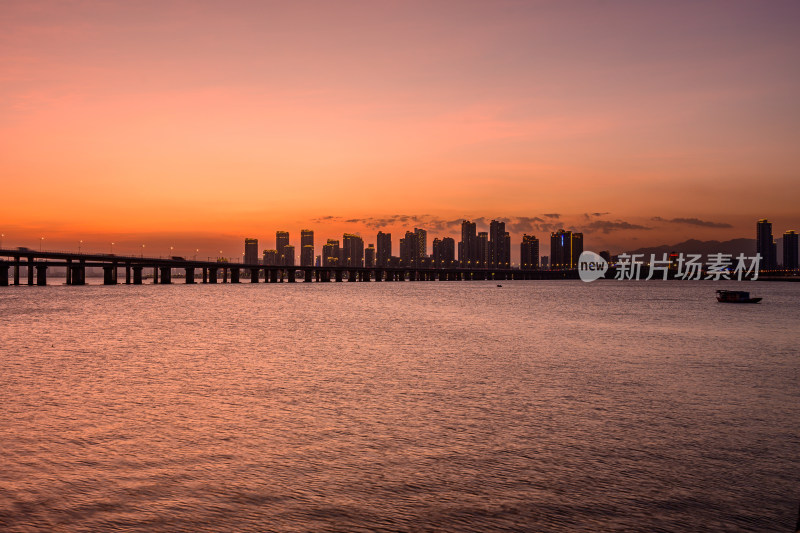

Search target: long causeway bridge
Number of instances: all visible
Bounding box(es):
[0,249,576,286]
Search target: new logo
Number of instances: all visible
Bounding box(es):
[578,251,608,282]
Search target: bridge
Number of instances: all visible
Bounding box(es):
[0,249,576,286]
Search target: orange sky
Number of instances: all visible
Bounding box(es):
[1,1,799,259]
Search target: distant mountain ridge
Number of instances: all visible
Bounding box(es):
[623,238,758,258]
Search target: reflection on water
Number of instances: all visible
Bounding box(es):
[1,281,798,532]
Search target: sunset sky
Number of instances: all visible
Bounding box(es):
[2,1,799,259]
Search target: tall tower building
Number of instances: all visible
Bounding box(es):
[301,245,314,268]
[571,232,583,268]
[440,237,455,268]
[322,239,340,267]
[503,231,511,268]
[477,232,489,268]
[414,228,427,259]
[489,220,507,268]
[400,231,420,267]
[550,230,570,270]
[365,245,376,268]
[276,231,290,266]
[342,234,364,268]
[520,234,540,270]
[300,229,314,266]
[283,245,295,266]
[432,238,443,268]
[376,232,392,268]
[550,230,582,269]
[263,249,278,266]
[757,219,776,270]
[244,238,259,265]
[460,220,477,267]
[784,230,798,270]
[433,237,456,268]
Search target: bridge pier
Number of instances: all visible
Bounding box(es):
[373,269,382,281]
[103,265,117,285]
[348,270,357,282]
[36,264,47,286]
[231,267,240,283]
[208,267,218,283]
[185,268,195,283]
[288,268,296,282]
[250,268,260,283]
[125,265,131,284]
[69,262,86,285]
[335,270,343,282]
[27,257,34,286]
[222,268,228,283]
[321,269,330,282]
[153,267,159,284]
[269,269,277,283]
[0,262,8,286]
[305,269,313,282]
[160,267,172,284]
[133,266,143,285]
[13,258,20,285]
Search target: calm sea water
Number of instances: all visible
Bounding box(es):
[1,280,798,532]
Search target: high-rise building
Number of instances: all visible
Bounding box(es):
[365,245,376,268]
[432,237,455,268]
[432,238,443,267]
[784,230,798,270]
[244,238,259,265]
[301,245,314,268]
[520,234,539,270]
[283,245,295,266]
[414,228,427,259]
[376,232,391,267]
[477,232,489,268]
[440,237,455,268]
[757,219,777,270]
[489,220,507,268]
[342,234,364,267]
[322,239,340,267]
[400,231,420,267]
[263,249,278,266]
[571,232,583,268]
[459,220,477,267]
[503,231,511,268]
[300,229,314,266]
[276,231,290,266]
[550,230,583,269]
